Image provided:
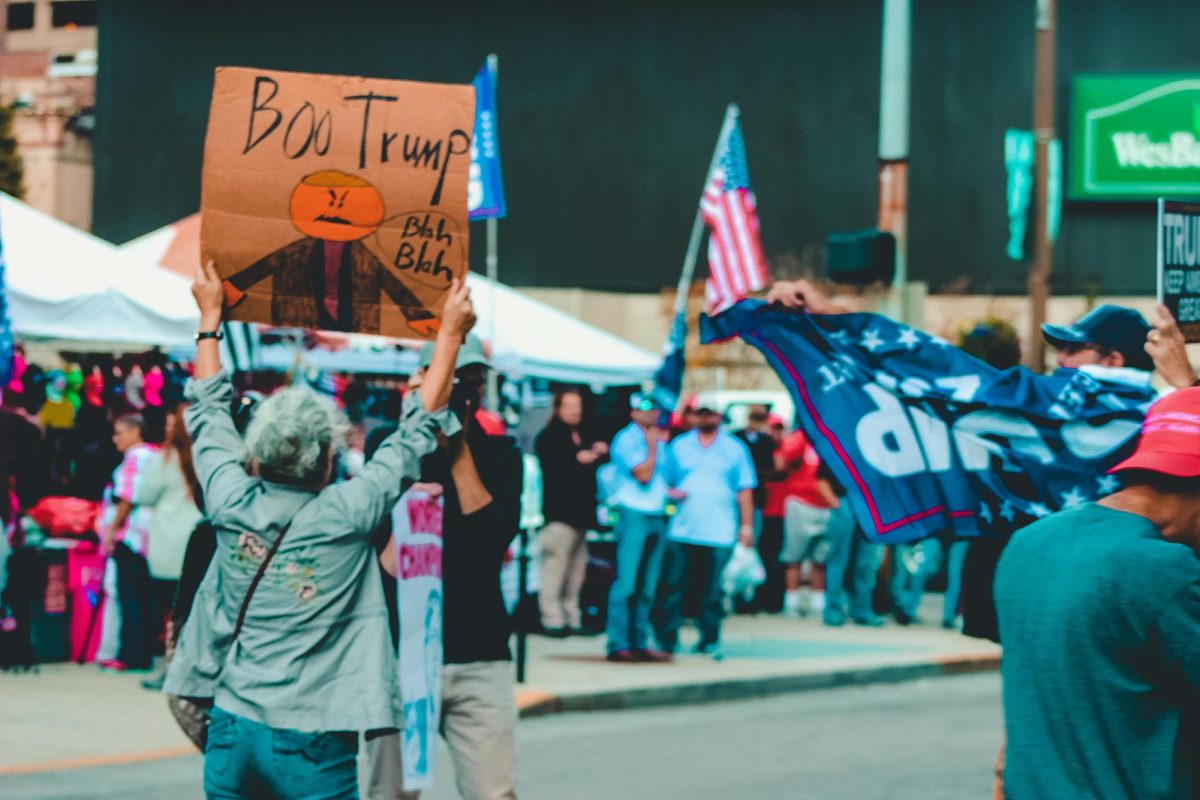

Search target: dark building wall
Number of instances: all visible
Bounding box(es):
[95,0,1200,295]
[910,0,1200,296]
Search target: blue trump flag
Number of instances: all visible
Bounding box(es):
[702,301,1156,544]
[0,207,13,387]
[468,58,506,220]
[651,308,687,411]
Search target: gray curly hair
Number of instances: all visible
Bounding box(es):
[243,387,347,483]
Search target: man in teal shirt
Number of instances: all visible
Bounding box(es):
[995,388,1200,799]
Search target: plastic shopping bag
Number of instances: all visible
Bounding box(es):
[723,543,767,604]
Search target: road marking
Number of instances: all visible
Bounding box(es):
[0,745,197,776]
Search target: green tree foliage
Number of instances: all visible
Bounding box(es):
[0,104,26,199]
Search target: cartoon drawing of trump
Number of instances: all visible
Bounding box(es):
[221,170,439,336]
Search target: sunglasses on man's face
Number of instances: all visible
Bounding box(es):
[1060,342,1103,356]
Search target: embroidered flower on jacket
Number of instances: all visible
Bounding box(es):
[296,581,318,601]
[237,532,268,561]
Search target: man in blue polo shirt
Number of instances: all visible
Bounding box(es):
[654,405,756,660]
[604,393,674,663]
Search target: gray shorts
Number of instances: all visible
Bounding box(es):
[781,499,831,564]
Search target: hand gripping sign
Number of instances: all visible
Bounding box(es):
[201,67,474,338]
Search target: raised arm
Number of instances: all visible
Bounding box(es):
[766,279,850,314]
[1145,304,1198,390]
[420,279,473,411]
[186,261,255,513]
[327,280,475,533]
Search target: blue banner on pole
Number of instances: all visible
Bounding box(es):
[1005,129,1035,260]
[1046,137,1062,244]
[651,308,687,411]
[703,301,1155,544]
[468,59,507,220]
[0,207,14,387]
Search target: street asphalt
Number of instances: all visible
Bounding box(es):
[0,671,1003,800]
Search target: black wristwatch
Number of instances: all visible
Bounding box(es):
[195,328,224,343]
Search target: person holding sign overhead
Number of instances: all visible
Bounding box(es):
[165,262,474,800]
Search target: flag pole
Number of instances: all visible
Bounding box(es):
[666,104,739,363]
[484,52,501,411]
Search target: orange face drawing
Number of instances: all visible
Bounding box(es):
[289,170,385,242]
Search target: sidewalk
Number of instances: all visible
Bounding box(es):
[0,599,998,775]
[514,599,999,716]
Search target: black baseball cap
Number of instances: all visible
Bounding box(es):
[1041,304,1153,371]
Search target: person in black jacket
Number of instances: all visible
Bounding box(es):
[534,389,606,637]
[369,334,524,800]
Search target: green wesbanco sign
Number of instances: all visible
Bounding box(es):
[1070,74,1200,200]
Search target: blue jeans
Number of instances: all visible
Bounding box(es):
[654,540,734,651]
[204,706,359,800]
[892,539,969,624]
[823,505,882,620]
[605,508,668,653]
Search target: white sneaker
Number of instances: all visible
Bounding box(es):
[809,590,826,613]
[783,590,803,617]
[798,587,813,616]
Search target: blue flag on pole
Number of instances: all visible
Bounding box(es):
[702,301,1156,544]
[651,308,687,411]
[468,58,506,220]
[0,207,14,387]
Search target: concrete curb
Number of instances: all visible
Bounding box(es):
[516,653,1000,718]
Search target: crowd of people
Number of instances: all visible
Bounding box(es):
[0,349,202,682]
[2,265,1199,799]
[534,388,973,665]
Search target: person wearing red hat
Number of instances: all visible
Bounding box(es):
[994,388,1200,800]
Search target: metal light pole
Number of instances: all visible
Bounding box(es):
[485,53,501,411]
[1025,0,1057,371]
[878,0,911,323]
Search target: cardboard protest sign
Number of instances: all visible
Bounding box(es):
[391,489,444,791]
[1157,198,1200,341]
[201,67,474,338]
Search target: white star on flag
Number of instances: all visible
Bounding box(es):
[828,330,850,345]
[1029,503,1051,518]
[979,503,993,524]
[896,328,920,350]
[999,500,1015,522]
[1096,475,1121,495]
[1059,487,1086,508]
[861,329,884,352]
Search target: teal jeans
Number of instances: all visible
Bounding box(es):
[204,706,359,800]
[605,508,668,653]
[823,505,882,620]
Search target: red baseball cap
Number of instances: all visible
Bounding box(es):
[1109,388,1200,477]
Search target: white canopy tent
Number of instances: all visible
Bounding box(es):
[120,216,661,385]
[2,198,659,384]
[2,193,197,347]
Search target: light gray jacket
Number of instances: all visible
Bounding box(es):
[164,370,457,732]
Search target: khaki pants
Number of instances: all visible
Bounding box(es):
[537,521,587,629]
[366,661,518,800]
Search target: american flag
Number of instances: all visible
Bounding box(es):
[700,119,769,313]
